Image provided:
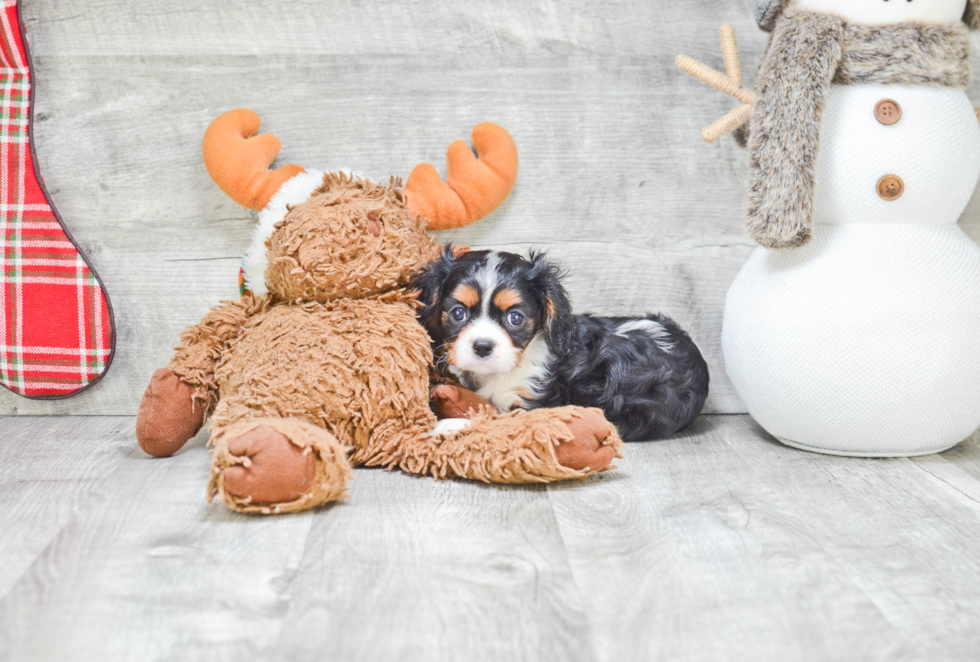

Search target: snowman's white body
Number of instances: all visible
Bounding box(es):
[723,1,980,456]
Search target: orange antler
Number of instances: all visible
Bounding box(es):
[202,109,305,210]
[404,123,518,231]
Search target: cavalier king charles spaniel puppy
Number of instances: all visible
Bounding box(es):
[416,247,709,441]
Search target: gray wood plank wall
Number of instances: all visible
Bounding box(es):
[5,0,980,415]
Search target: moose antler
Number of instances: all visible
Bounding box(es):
[203,109,305,210]
[676,25,757,143]
[404,123,518,231]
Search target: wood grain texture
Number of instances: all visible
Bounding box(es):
[272,473,595,662]
[0,416,593,661]
[0,417,130,598]
[3,0,980,416]
[18,0,761,57]
[3,415,980,660]
[548,416,980,661]
[0,418,317,661]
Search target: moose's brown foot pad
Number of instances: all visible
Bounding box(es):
[430,384,497,419]
[136,368,205,458]
[555,409,618,472]
[210,418,351,514]
[222,426,316,505]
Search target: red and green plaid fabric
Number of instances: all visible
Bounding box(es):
[0,0,113,398]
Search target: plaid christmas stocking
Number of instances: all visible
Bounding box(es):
[0,0,114,399]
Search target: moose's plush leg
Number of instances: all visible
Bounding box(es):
[368,405,623,483]
[208,415,351,515]
[135,294,265,457]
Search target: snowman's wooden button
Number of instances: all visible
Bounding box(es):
[877,175,904,201]
[875,99,902,125]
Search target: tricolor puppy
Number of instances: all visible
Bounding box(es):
[417,248,710,441]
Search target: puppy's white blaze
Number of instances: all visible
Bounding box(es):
[477,252,501,316]
[616,319,675,354]
[431,418,472,438]
[453,317,520,375]
[470,334,554,412]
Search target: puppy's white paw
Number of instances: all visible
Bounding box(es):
[431,418,472,439]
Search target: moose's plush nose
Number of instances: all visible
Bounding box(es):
[472,340,495,358]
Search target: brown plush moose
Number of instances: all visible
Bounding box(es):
[135,109,622,514]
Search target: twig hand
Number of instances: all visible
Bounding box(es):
[676,25,756,143]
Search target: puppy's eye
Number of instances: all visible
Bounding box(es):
[506,311,525,327]
[450,306,468,322]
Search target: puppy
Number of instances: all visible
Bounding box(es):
[416,247,709,441]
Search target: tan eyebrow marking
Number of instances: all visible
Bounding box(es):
[493,288,522,311]
[452,284,479,308]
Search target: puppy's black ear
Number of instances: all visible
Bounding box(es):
[529,252,576,358]
[416,243,457,341]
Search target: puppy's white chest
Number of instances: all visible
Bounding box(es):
[466,335,553,412]
[475,380,526,412]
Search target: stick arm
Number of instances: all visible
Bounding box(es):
[676,24,757,143]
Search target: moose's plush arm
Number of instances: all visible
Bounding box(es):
[381,406,622,483]
[136,293,266,457]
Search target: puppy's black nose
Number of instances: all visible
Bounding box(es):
[472,340,495,358]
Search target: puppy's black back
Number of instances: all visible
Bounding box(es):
[530,313,709,441]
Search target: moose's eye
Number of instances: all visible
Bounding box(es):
[450,306,468,322]
[507,311,525,327]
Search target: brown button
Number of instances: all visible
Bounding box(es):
[877,174,904,201]
[875,99,902,125]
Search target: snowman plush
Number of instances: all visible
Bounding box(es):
[679,0,980,456]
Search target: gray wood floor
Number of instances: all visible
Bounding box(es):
[3,414,980,661]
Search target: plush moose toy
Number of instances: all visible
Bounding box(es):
[135,109,622,514]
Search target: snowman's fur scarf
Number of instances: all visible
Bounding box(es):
[746,10,972,248]
[756,0,789,32]
[967,0,980,29]
[834,21,971,87]
[757,0,980,31]
[746,11,842,249]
